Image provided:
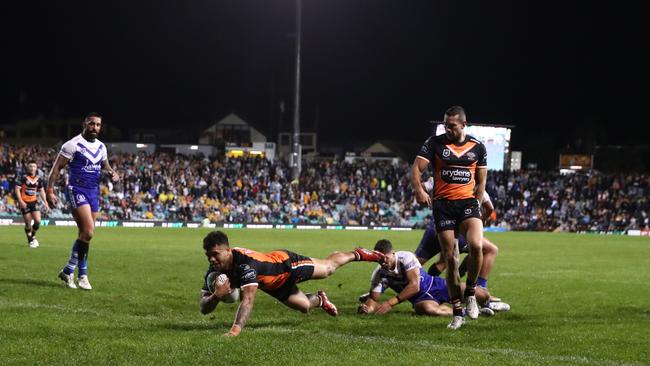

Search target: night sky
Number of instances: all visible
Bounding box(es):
[2,1,633,164]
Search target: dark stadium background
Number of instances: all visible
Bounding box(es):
[0,1,638,170]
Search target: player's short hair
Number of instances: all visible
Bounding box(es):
[444,105,466,122]
[84,112,102,121]
[27,160,37,165]
[203,231,229,251]
[373,239,393,254]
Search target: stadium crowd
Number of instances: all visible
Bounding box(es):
[1,143,648,232]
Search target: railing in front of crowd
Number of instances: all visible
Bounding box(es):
[1,216,648,236]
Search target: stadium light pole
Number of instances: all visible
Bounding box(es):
[291,0,302,181]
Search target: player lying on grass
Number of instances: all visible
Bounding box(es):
[200,230,386,337]
[357,239,509,329]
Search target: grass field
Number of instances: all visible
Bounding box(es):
[1,226,649,365]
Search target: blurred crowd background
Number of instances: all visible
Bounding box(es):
[2,144,648,232]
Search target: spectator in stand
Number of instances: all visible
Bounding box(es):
[2,143,648,232]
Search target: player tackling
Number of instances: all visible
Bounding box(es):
[47,113,119,290]
[200,230,385,337]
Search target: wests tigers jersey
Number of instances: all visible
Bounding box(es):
[15,174,43,203]
[417,134,487,200]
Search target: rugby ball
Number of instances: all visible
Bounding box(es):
[206,272,239,303]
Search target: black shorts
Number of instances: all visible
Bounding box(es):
[265,250,315,302]
[432,198,480,232]
[21,202,39,215]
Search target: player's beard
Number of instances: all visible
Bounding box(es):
[83,130,98,142]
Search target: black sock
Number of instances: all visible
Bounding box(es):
[451,299,463,316]
[464,281,476,298]
[459,256,469,278]
[427,264,441,277]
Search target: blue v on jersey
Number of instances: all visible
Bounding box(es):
[59,134,107,189]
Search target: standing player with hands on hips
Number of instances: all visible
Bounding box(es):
[411,105,488,330]
[46,113,119,290]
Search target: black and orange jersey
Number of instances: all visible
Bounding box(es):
[15,174,44,203]
[417,134,487,201]
[230,248,309,292]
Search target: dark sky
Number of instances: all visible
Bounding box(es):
[2,1,633,162]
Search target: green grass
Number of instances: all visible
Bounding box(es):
[1,227,649,365]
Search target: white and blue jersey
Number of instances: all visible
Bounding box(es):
[369,251,449,306]
[59,134,107,212]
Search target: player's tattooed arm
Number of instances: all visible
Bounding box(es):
[225,285,257,337]
[199,291,219,315]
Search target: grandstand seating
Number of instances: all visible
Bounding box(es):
[1,144,648,232]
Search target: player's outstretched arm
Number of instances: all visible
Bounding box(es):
[46,154,70,207]
[225,285,257,337]
[376,268,420,314]
[358,292,382,314]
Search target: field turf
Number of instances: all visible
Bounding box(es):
[1,227,649,365]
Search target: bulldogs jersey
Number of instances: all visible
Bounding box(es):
[369,251,422,294]
[59,134,107,189]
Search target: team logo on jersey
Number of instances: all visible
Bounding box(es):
[442,149,451,158]
[464,208,473,215]
[465,152,476,160]
[241,268,256,281]
[76,194,87,203]
[440,167,471,184]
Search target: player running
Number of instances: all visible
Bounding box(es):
[357,240,509,322]
[411,105,488,329]
[14,160,50,248]
[46,113,119,290]
[200,230,385,337]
